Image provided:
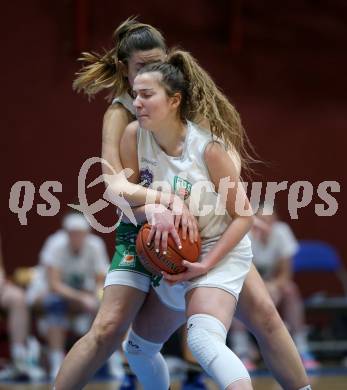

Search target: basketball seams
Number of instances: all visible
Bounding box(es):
[167,236,200,261]
[142,226,186,274]
[142,227,183,274]
[136,224,201,276]
[136,231,162,276]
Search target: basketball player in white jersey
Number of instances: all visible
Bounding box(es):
[119,53,255,389]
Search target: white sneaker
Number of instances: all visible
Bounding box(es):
[108,351,125,380]
[14,360,46,381]
[48,350,65,381]
[50,363,61,381]
[26,363,46,381]
[0,365,18,380]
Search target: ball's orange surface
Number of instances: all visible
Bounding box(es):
[136,223,201,276]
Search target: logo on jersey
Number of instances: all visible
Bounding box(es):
[120,247,137,267]
[139,167,154,188]
[141,157,157,166]
[173,176,192,200]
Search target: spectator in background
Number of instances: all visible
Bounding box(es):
[230,205,319,371]
[0,235,45,381]
[26,212,117,379]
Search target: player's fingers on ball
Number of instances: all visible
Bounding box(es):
[174,214,181,230]
[162,271,174,280]
[154,228,162,253]
[182,260,190,267]
[162,270,178,280]
[170,227,182,249]
[161,230,168,253]
[181,215,188,240]
[168,276,180,284]
[147,226,156,245]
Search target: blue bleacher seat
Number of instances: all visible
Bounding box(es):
[293,240,342,273]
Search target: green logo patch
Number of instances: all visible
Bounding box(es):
[173,176,192,200]
[119,245,137,268]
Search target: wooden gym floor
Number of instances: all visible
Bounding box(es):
[1,372,347,390]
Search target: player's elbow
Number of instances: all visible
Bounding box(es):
[237,213,254,232]
[248,213,255,228]
[242,214,254,233]
[231,208,254,228]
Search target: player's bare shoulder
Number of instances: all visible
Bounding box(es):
[204,142,241,176]
[124,120,139,137]
[120,120,139,156]
[102,103,132,144]
[204,141,228,164]
[103,102,129,125]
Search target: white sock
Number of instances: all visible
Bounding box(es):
[108,350,125,380]
[49,349,64,379]
[123,329,169,390]
[298,386,312,390]
[27,336,41,365]
[293,331,309,354]
[11,343,27,367]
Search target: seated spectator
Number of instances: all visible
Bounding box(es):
[26,212,115,379]
[0,235,45,381]
[230,205,319,370]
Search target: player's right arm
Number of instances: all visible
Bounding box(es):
[102,104,172,207]
[118,121,182,251]
[102,104,198,243]
[116,120,158,224]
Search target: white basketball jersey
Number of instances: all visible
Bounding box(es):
[112,93,135,116]
[137,121,251,253]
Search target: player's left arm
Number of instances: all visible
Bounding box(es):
[163,142,253,283]
[199,142,254,271]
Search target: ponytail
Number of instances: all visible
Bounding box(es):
[73,16,166,101]
[73,49,126,99]
[167,49,256,172]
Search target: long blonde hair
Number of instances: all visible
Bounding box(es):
[139,49,257,172]
[73,17,166,100]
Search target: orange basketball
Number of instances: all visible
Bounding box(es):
[136,223,201,276]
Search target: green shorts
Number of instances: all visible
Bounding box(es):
[104,222,154,292]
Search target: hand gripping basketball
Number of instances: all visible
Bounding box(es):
[136,223,201,276]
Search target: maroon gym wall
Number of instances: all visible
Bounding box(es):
[1,1,346,296]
